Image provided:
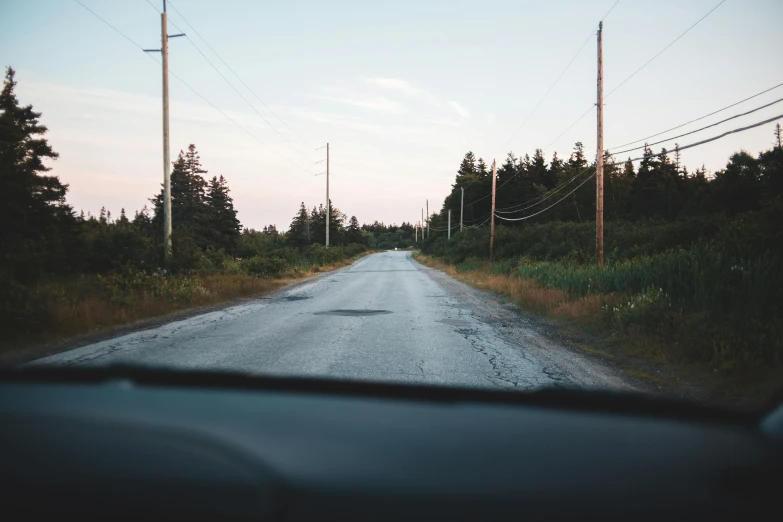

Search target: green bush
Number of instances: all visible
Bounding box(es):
[241,256,288,277]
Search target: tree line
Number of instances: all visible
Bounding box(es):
[0,66,419,293]
[434,130,783,230]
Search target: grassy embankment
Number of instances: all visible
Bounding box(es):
[2,244,369,352]
[417,209,783,406]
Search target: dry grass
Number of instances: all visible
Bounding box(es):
[38,274,290,345]
[415,253,783,406]
[5,251,375,353]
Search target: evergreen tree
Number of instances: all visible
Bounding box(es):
[287,202,311,248]
[151,144,209,248]
[346,215,362,244]
[0,66,74,281]
[206,174,241,253]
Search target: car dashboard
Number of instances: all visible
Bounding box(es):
[1,367,781,521]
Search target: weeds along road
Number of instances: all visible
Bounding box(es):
[31,251,632,390]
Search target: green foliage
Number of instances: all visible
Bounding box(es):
[0,66,76,282]
[97,266,208,306]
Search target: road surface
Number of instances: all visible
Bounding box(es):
[31,251,630,391]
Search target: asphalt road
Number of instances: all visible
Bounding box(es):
[31,251,631,391]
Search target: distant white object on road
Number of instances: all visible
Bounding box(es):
[395,247,398,251]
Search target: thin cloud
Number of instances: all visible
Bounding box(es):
[448,100,470,118]
[363,77,439,104]
[316,95,407,114]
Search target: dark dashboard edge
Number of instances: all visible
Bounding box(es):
[0,365,765,427]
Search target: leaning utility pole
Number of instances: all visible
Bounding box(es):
[490,159,497,260]
[596,20,605,266]
[144,1,184,268]
[326,142,330,247]
[460,187,464,232]
[448,209,451,240]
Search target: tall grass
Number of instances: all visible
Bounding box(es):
[1,244,369,351]
[420,203,783,376]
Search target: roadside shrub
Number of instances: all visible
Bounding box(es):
[241,256,288,277]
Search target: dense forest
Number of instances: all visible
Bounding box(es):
[0,67,416,346]
[432,136,782,231]
[421,125,783,387]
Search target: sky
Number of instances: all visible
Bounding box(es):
[1,0,781,230]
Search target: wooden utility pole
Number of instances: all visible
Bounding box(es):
[490,159,497,260]
[326,142,330,247]
[421,209,424,239]
[448,209,451,240]
[161,9,171,267]
[460,187,464,232]
[145,1,184,269]
[596,20,605,266]
[415,223,418,243]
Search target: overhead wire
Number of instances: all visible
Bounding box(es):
[158,17,316,168]
[495,0,621,156]
[495,162,596,213]
[165,0,316,150]
[495,170,597,222]
[540,0,727,157]
[608,97,783,156]
[608,81,783,150]
[464,172,519,207]
[622,113,783,163]
[605,0,727,99]
[74,0,313,178]
[494,113,783,222]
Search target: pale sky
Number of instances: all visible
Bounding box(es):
[1,0,781,230]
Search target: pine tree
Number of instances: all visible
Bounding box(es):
[346,215,362,244]
[151,144,209,248]
[206,174,241,253]
[0,66,74,281]
[287,202,311,248]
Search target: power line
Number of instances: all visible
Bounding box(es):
[465,172,518,207]
[75,0,151,53]
[465,215,493,228]
[540,0,727,157]
[624,113,782,163]
[495,163,596,213]
[494,114,783,222]
[166,0,315,150]
[495,0,621,156]
[495,170,597,222]
[609,97,783,156]
[605,0,727,99]
[158,18,315,167]
[609,81,783,150]
[543,104,595,153]
[73,0,313,178]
